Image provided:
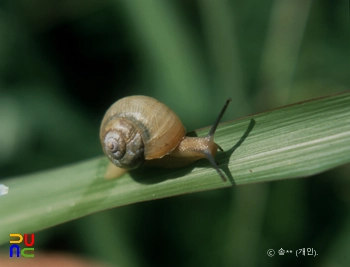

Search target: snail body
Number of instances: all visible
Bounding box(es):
[100,95,231,181]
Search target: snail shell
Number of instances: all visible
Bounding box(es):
[100,95,186,169]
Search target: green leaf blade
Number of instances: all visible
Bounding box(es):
[0,92,350,244]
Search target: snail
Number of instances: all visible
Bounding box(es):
[100,95,231,181]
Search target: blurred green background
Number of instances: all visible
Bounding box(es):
[0,0,349,266]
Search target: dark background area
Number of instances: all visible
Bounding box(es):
[0,0,349,266]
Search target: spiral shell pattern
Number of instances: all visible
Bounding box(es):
[100,95,186,169]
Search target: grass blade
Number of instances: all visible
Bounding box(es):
[0,92,349,244]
